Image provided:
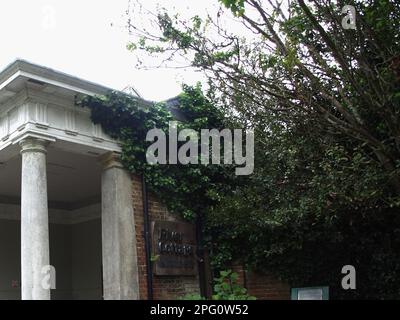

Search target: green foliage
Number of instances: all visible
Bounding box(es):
[180,270,256,300]
[117,0,400,299]
[212,270,256,300]
[79,84,238,221]
[128,0,400,299]
[180,293,206,300]
[219,0,245,16]
[207,116,400,299]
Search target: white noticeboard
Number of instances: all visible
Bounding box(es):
[291,286,329,300]
[297,288,323,300]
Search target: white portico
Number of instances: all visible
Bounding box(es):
[0,60,140,300]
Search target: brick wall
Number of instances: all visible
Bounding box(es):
[231,264,290,300]
[246,271,290,300]
[132,175,289,300]
[132,175,200,300]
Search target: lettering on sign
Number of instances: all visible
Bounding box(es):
[151,220,197,276]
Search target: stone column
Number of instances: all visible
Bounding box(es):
[20,138,50,300]
[100,152,139,300]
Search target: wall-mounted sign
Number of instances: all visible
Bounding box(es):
[151,220,197,276]
[291,286,329,300]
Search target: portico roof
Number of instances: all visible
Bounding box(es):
[0,60,127,213]
[0,59,129,162]
[0,59,117,103]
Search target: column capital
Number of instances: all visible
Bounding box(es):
[99,152,124,171]
[19,138,49,155]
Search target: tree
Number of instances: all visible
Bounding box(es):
[120,0,400,298]
[127,0,400,195]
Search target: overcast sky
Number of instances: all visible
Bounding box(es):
[0,0,219,101]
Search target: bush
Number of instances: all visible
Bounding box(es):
[180,270,256,300]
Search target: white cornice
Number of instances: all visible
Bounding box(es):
[0,60,111,97]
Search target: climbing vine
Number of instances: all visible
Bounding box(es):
[79,84,238,221]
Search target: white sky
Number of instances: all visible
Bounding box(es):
[0,0,219,101]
